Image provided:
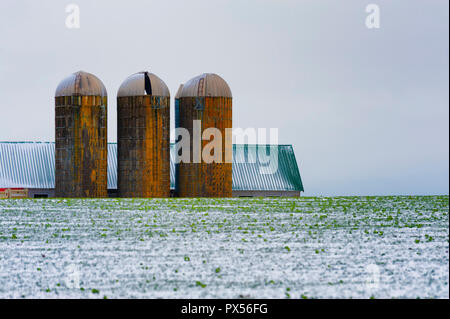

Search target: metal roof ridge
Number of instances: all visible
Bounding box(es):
[0,141,54,144]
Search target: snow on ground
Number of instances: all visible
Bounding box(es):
[0,196,448,298]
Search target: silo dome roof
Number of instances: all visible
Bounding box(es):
[180,73,232,98]
[175,84,184,99]
[55,71,107,97]
[117,71,170,97]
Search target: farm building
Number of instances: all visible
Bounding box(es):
[0,142,304,198]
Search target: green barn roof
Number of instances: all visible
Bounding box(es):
[0,142,304,192]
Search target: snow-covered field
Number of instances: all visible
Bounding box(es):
[0,196,448,299]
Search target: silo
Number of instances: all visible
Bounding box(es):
[177,73,232,197]
[117,71,170,197]
[55,71,108,197]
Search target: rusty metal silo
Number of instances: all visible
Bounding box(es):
[177,73,232,197]
[117,71,170,198]
[55,71,108,197]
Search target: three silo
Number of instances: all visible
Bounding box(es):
[176,73,233,197]
[54,71,108,197]
[117,71,171,197]
[55,71,232,198]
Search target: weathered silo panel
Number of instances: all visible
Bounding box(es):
[55,71,108,197]
[117,72,170,198]
[177,73,232,197]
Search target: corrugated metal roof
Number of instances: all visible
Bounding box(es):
[107,143,117,189]
[180,73,232,98]
[232,144,303,191]
[0,142,55,189]
[55,71,107,97]
[0,142,303,192]
[117,72,170,97]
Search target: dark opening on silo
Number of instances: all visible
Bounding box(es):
[117,71,171,198]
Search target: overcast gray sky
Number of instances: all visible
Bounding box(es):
[0,0,448,196]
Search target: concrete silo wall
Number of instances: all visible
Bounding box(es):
[177,96,232,197]
[117,95,170,197]
[55,95,107,197]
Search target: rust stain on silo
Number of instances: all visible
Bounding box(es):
[55,73,108,198]
[176,73,232,198]
[117,72,170,198]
